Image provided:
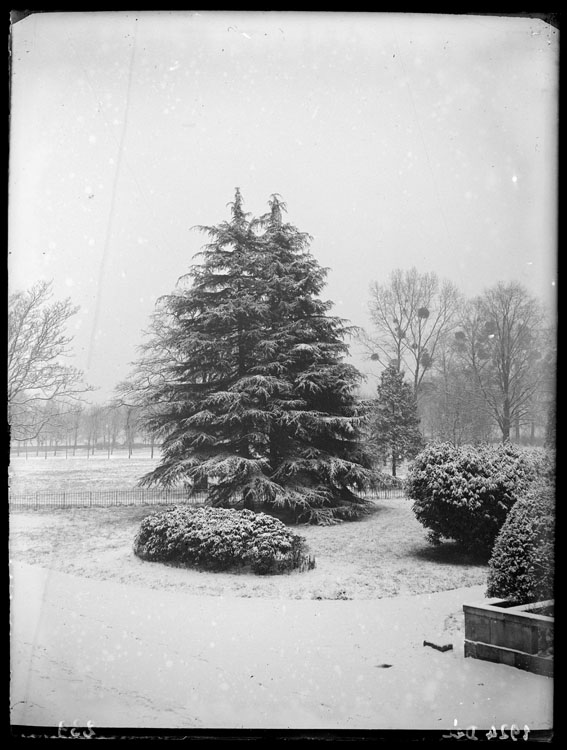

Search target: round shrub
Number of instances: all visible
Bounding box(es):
[405,442,550,556]
[486,480,555,604]
[133,505,313,575]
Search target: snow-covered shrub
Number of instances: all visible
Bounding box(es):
[486,479,555,604]
[405,442,550,556]
[133,506,312,575]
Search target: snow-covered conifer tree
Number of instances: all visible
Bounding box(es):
[371,362,424,476]
[137,190,374,523]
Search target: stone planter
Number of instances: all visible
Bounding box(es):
[463,598,553,677]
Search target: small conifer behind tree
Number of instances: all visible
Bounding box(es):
[371,362,424,476]
[136,190,375,524]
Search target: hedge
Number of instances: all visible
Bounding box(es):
[405,442,550,556]
[486,479,555,604]
[133,505,313,575]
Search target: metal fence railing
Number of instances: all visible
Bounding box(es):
[8,488,208,510]
[9,484,406,510]
[362,486,406,500]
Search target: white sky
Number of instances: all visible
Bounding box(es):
[8,11,559,401]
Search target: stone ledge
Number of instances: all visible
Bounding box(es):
[463,600,554,625]
[463,599,554,677]
[464,639,553,678]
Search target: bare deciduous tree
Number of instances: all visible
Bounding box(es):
[8,280,92,441]
[419,341,496,445]
[454,282,547,443]
[364,268,461,399]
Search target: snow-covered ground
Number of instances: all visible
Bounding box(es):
[9,453,159,494]
[9,456,554,732]
[10,562,553,732]
[8,498,489,601]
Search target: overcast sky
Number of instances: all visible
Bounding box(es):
[9,11,558,401]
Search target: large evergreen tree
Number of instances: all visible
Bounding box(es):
[136,190,374,523]
[371,362,424,476]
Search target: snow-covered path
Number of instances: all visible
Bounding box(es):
[10,562,553,731]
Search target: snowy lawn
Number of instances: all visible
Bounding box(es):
[9,495,488,601]
[9,452,158,494]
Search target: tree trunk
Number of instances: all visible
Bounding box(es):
[501,398,511,443]
[269,424,279,474]
[194,476,208,491]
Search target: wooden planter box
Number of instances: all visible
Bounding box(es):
[463,599,553,677]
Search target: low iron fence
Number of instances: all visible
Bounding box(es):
[8,488,208,510]
[9,484,406,510]
[364,485,406,500]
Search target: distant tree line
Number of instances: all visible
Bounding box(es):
[9,400,158,459]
